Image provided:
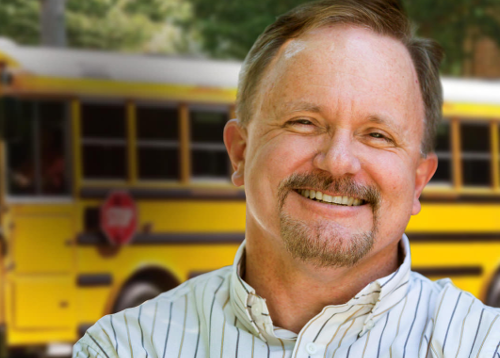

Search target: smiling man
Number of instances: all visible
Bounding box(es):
[74,1,500,357]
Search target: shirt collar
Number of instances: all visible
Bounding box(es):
[229,234,412,343]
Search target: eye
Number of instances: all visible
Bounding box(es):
[284,118,319,134]
[369,132,386,139]
[290,119,313,125]
[366,131,395,145]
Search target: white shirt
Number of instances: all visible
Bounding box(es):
[74,235,500,358]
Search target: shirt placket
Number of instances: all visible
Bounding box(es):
[292,303,374,358]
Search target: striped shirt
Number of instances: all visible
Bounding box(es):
[74,235,500,357]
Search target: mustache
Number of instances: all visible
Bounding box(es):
[277,171,381,210]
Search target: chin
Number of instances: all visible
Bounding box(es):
[279,213,376,268]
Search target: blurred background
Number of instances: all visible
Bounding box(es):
[1,0,500,356]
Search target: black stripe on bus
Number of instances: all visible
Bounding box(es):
[77,231,500,245]
[78,323,93,338]
[77,232,245,245]
[420,195,500,203]
[81,187,500,203]
[77,274,113,287]
[408,233,500,243]
[80,187,246,201]
[412,266,483,277]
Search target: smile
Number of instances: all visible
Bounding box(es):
[297,189,365,207]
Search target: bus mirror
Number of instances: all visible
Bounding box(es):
[0,97,22,142]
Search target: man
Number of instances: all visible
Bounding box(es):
[74,0,500,357]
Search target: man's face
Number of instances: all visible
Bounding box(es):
[226,25,437,267]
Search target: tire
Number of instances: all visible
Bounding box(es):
[486,271,500,308]
[113,281,163,312]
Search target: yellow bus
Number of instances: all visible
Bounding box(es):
[1,37,500,354]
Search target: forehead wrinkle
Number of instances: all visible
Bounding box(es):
[286,70,411,101]
[277,100,322,116]
[257,26,424,135]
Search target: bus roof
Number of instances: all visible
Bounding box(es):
[2,38,500,106]
[0,38,241,90]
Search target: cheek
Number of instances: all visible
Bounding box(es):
[363,152,416,207]
[250,135,317,177]
[245,135,318,200]
[363,153,417,238]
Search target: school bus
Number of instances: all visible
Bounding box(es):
[1,37,500,354]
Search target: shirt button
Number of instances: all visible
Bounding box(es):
[253,305,261,315]
[366,320,374,330]
[306,342,318,355]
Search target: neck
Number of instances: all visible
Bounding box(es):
[243,225,400,334]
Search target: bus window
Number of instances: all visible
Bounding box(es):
[461,122,490,186]
[81,103,127,180]
[190,109,229,180]
[6,100,69,196]
[431,120,451,184]
[39,102,68,194]
[7,100,36,195]
[137,106,179,180]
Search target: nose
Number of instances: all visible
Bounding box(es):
[312,129,361,176]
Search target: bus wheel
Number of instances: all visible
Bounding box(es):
[486,271,500,308]
[113,281,164,312]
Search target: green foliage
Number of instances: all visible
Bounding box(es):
[66,0,197,53]
[188,0,500,75]
[0,0,198,55]
[0,0,39,45]
[402,0,500,76]
[2,0,500,76]
[188,0,312,59]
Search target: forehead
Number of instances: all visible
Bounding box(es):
[257,25,423,126]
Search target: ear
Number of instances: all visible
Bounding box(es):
[412,152,438,215]
[224,119,247,187]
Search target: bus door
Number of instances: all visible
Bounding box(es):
[3,99,76,340]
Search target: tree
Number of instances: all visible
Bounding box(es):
[188,0,500,76]
[402,0,500,76]
[66,0,199,54]
[3,0,500,76]
[187,0,310,59]
[0,0,40,45]
[0,0,199,55]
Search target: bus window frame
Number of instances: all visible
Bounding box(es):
[74,100,245,189]
[134,101,181,183]
[424,117,500,196]
[79,98,129,183]
[4,97,72,202]
[459,119,492,189]
[188,104,232,182]
[490,120,499,190]
[428,118,453,188]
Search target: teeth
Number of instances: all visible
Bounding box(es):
[297,189,363,206]
[332,196,342,204]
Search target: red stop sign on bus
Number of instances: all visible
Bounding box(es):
[100,191,138,245]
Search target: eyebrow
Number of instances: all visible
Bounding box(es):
[277,101,322,116]
[276,101,405,134]
[366,115,403,134]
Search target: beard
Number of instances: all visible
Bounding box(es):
[277,171,381,268]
